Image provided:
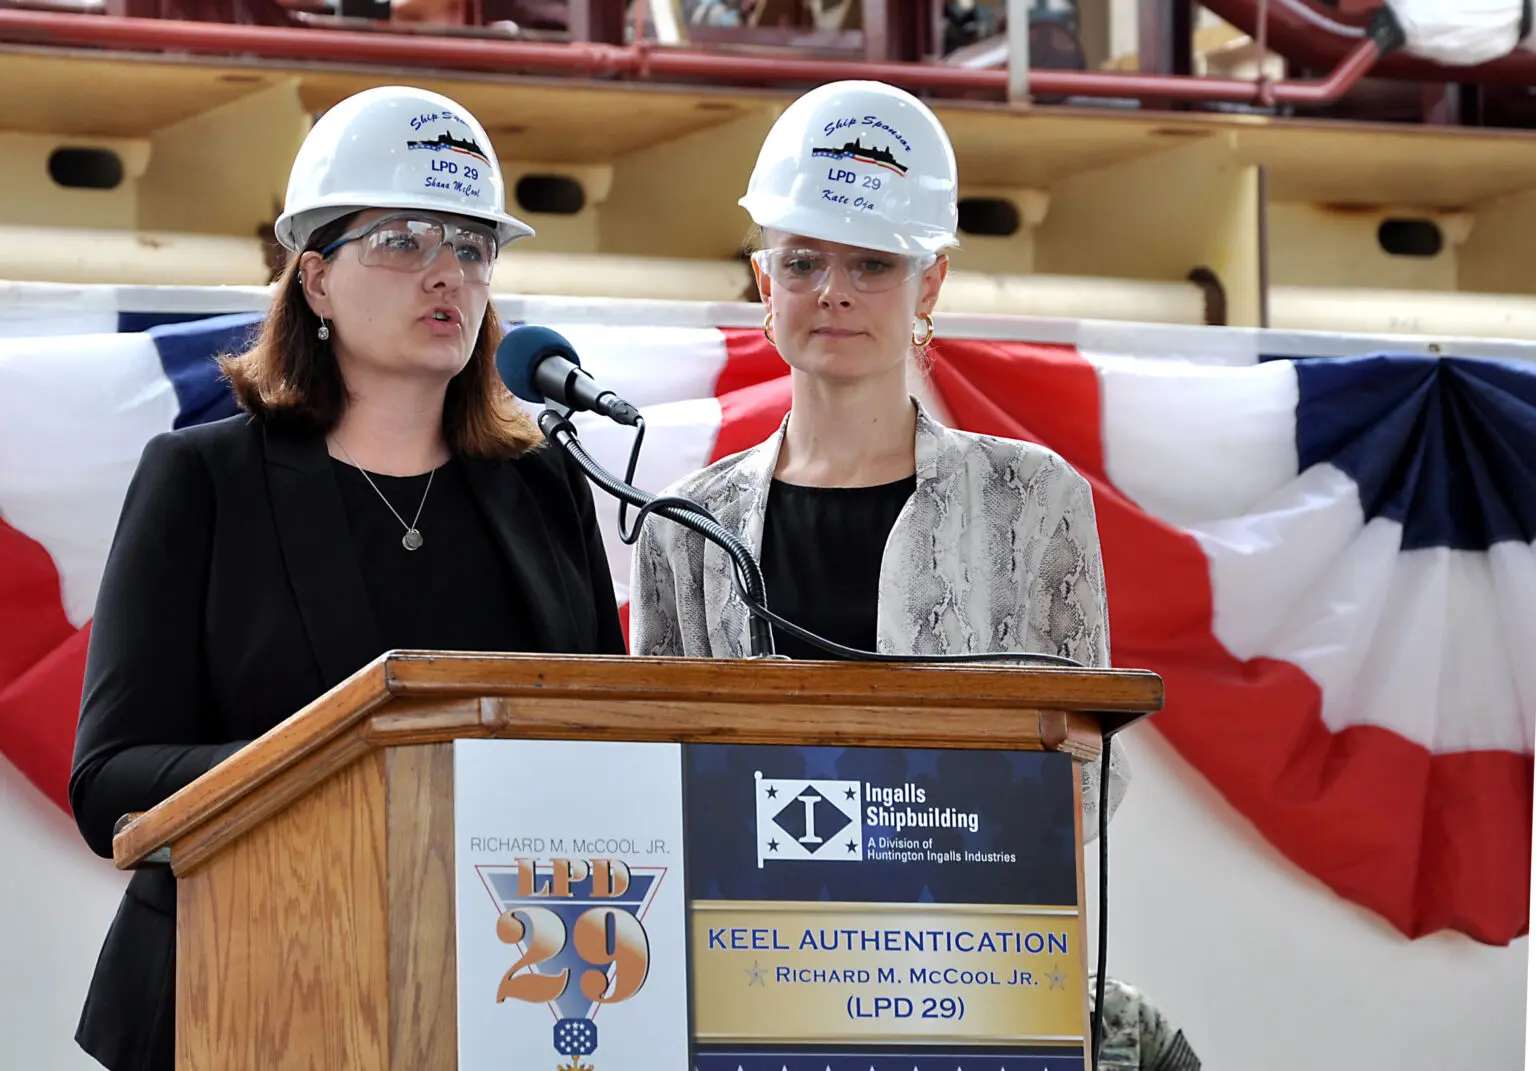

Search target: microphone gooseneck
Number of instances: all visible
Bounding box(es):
[538,410,779,659]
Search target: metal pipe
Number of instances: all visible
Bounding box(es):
[0,8,1388,105]
[0,10,629,74]
[0,224,272,286]
[0,228,1214,324]
[1202,0,1536,87]
[1005,0,1029,103]
[649,43,1284,98]
[1265,36,1380,104]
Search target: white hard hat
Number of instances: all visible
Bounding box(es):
[739,80,959,257]
[274,85,535,253]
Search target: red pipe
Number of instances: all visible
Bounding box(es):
[0,9,1386,105]
[1202,0,1536,87]
[1263,34,1381,104]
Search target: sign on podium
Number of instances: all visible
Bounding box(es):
[455,737,1093,1070]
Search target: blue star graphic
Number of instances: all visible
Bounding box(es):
[688,743,733,778]
[1005,751,1047,784]
[802,747,845,779]
[904,749,942,781]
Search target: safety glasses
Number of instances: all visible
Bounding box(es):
[321,213,499,283]
[752,247,933,294]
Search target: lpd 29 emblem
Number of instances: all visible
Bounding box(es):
[490,857,661,1071]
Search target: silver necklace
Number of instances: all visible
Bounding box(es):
[332,437,437,551]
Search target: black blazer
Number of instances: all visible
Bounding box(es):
[69,413,626,1071]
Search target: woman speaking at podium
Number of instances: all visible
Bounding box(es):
[628,80,1129,835]
[67,86,625,1071]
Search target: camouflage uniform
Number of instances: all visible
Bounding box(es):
[1089,975,1202,1071]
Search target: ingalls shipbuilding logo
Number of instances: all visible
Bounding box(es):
[755,773,989,869]
[754,771,863,867]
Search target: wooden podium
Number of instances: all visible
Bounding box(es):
[112,651,1164,1071]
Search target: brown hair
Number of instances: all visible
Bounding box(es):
[220,213,541,459]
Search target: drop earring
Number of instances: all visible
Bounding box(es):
[317,317,330,342]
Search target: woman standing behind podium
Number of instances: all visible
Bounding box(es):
[68,85,625,1071]
[628,79,1129,835]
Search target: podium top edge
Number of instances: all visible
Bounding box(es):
[109,651,1163,871]
[376,651,1165,712]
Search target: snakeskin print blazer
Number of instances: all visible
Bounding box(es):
[628,400,1130,841]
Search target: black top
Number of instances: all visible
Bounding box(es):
[331,457,537,654]
[69,415,624,1071]
[758,475,916,660]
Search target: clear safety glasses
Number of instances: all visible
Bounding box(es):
[321,213,499,284]
[752,247,933,294]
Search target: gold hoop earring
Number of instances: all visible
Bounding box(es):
[912,312,935,349]
[763,310,776,348]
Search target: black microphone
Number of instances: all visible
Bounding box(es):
[495,324,642,426]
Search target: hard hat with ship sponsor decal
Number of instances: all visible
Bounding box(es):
[274,85,535,253]
[738,80,959,257]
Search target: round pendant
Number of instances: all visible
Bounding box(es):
[402,529,424,551]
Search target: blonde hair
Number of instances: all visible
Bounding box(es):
[751,226,942,382]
